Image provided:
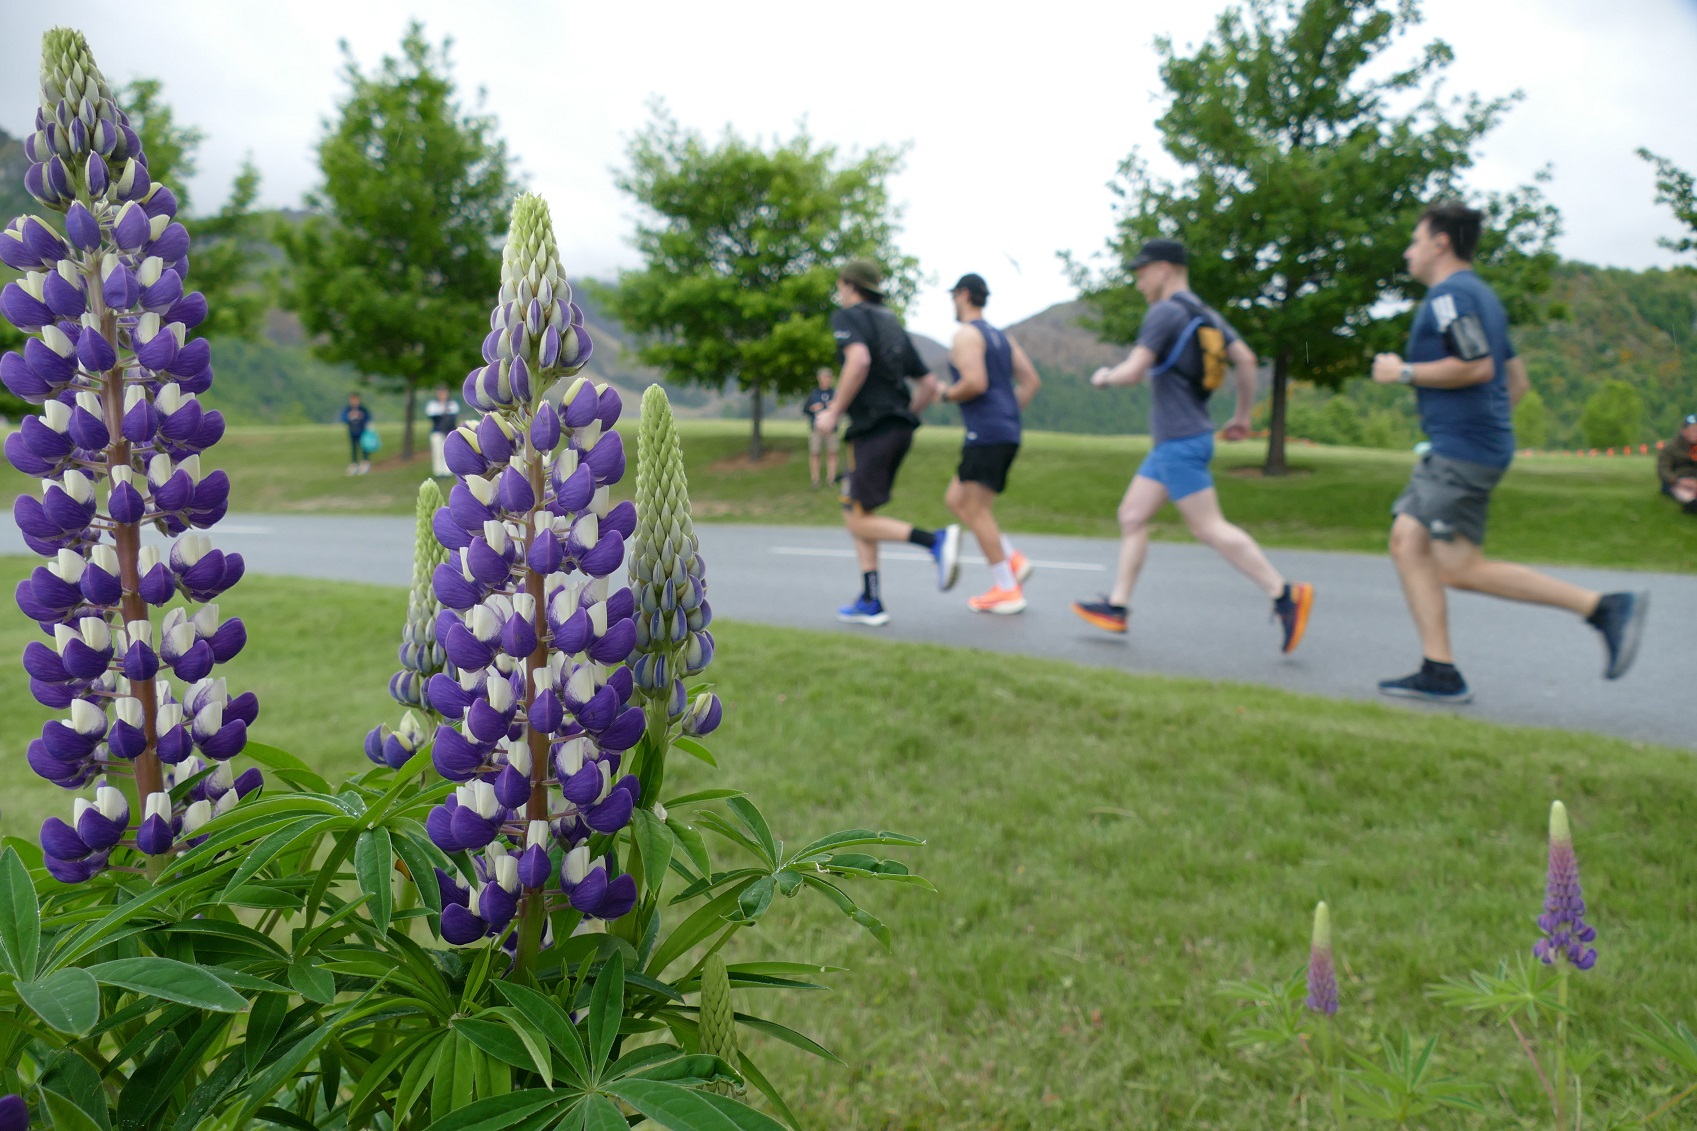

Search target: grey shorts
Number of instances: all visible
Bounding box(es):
[1392,452,1506,545]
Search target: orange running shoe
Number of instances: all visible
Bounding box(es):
[968,584,1027,615]
[1273,582,1314,654]
[1009,550,1034,585]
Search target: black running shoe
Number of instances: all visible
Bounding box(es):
[1587,590,1648,680]
[1378,660,1472,704]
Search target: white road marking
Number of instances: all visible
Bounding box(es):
[769,546,1104,571]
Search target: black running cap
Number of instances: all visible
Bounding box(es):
[1127,238,1188,270]
[951,273,989,303]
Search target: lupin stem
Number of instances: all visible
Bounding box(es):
[90,255,162,806]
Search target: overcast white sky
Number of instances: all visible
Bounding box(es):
[3,0,1695,342]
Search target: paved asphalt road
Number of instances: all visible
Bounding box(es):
[5,515,1690,751]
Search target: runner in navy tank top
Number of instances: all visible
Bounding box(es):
[931,274,1042,614]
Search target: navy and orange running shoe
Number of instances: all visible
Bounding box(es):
[1273,582,1314,654]
[1071,596,1128,634]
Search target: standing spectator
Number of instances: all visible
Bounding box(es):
[1657,413,1697,515]
[811,258,960,626]
[339,392,373,476]
[426,384,460,477]
[1370,203,1646,701]
[802,368,840,490]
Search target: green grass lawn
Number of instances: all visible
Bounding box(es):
[5,420,1692,572]
[3,560,1693,1127]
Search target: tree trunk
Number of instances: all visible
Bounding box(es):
[748,380,764,462]
[1264,351,1289,476]
[402,383,417,461]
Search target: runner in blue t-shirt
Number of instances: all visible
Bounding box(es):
[1371,202,1647,701]
[1070,239,1314,654]
[929,274,1042,614]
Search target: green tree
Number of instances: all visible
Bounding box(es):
[1070,0,1559,474]
[1513,386,1549,450]
[278,23,514,459]
[602,106,917,461]
[119,78,268,340]
[1637,148,1697,259]
[1579,379,1644,450]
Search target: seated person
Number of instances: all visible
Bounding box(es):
[1658,413,1697,514]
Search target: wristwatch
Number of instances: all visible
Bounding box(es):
[1398,364,1416,385]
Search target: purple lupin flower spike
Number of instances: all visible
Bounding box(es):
[1533,801,1597,971]
[423,192,650,962]
[1305,901,1339,1016]
[11,29,260,881]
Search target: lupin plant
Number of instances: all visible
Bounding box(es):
[422,191,642,964]
[4,28,256,882]
[364,478,452,769]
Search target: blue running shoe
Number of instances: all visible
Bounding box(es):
[837,596,890,626]
[1378,660,1472,704]
[933,524,961,591]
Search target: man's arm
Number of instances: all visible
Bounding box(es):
[1092,345,1158,388]
[938,325,987,406]
[816,346,867,433]
[1505,356,1530,408]
[1222,338,1258,440]
[1370,354,1494,388]
[1009,337,1041,410]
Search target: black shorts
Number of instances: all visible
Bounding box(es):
[1392,452,1506,545]
[842,424,914,511]
[957,443,1019,494]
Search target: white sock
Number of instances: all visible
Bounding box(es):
[1001,535,1017,559]
[991,560,1016,590]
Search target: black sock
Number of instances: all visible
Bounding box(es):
[907,527,936,548]
[862,571,880,603]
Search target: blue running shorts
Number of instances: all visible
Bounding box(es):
[1135,430,1215,501]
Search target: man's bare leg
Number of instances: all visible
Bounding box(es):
[1173,488,1283,598]
[1108,475,1169,607]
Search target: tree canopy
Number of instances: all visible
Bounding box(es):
[1070,0,1559,472]
[278,23,514,458]
[602,106,917,459]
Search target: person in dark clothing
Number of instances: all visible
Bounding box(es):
[802,368,840,489]
[811,258,960,626]
[1657,413,1697,514]
[934,273,1041,614]
[1371,202,1647,702]
[338,392,373,475]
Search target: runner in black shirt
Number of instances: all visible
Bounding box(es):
[812,259,960,626]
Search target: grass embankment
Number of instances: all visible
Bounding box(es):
[2,561,1692,1127]
[4,420,1689,573]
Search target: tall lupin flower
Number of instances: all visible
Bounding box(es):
[6,29,256,883]
[1305,901,1339,1016]
[424,192,642,956]
[1533,800,1596,970]
[629,385,719,746]
[365,481,453,770]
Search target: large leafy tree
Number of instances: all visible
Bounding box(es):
[1070,0,1559,473]
[603,107,917,460]
[119,79,268,340]
[279,24,514,458]
[1638,148,1697,260]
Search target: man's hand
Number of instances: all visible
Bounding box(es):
[813,407,839,435]
[1371,353,1407,385]
[1220,415,1252,442]
[1091,366,1115,388]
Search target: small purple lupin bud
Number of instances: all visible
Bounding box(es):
[64,202,100,251]
[136,792,176,855]
[1305,902,1339,1016]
